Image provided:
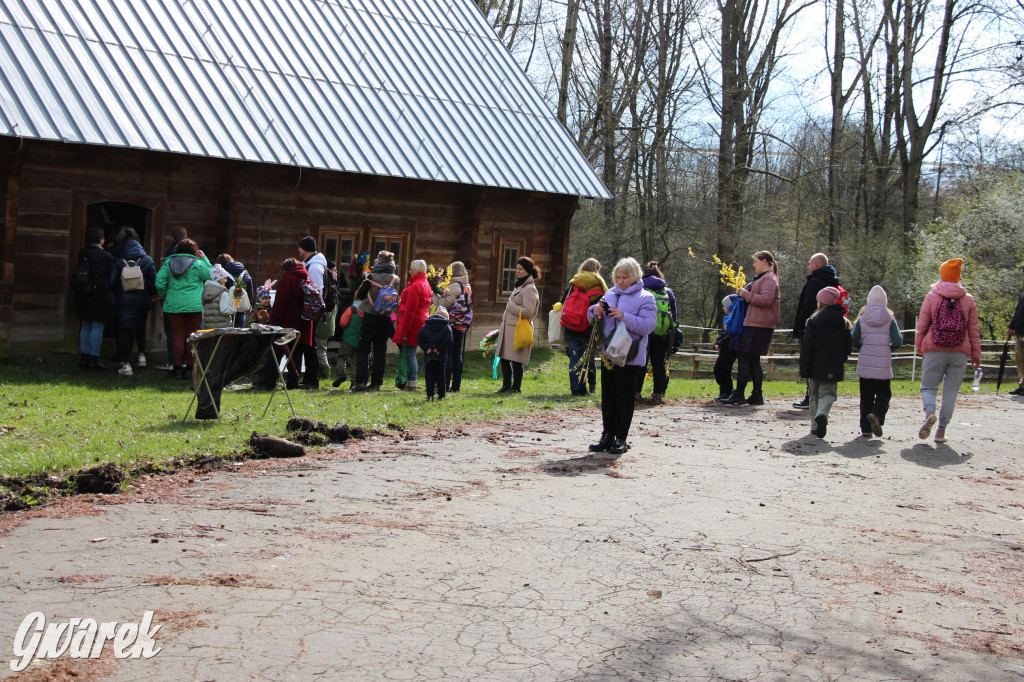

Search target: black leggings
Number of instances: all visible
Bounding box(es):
[602,364,642,440]
[117,326,146,363]
[500,359,523,390]
[734,351,763,396]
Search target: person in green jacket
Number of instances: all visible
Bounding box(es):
[156,238,212,379]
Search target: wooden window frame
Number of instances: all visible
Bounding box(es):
[496,238,524,298]
[320,230,360,291]
[368,233,409,278]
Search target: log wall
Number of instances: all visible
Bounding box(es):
[0,139,577,355]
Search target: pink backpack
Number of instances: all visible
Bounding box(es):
[932,297,966,347]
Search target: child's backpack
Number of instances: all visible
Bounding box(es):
[299,279,325,321]
[71,258,95,294]
[560,285,603,332]
[835,284,852,317]
[120,259,145,291]
[932,297,967,347]
[723,296,747,336]
[368,276,400,315]
[321,267,338,314]
[448,283,473,330]
[647,287,675,336]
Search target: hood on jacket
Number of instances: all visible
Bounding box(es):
[448,274,470,287]
[371,262,397,276]
[808,265,839,286]
[641,275,667,291]
[860,304,893,329]
[168,254,198,278]
[223,260,246,278]
[816,304,848,328]
[120,239,147,261]
[607,280,645,298]
[569,271,607,291]
[931,280,967,300]
[424,313,449,327]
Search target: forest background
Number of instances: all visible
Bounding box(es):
[473,0,1024,335]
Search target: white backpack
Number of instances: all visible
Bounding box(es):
[121,259,145,291]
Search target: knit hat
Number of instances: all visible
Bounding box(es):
[866,285,887,306]
[817,286,840,306]
[516,257,538,279]
[434,306,449,319]
[722,294,736,310]
[939,258,963,283]
[210,264,232,283]
[298,236,317,253]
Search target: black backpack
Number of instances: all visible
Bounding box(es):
[71,258,95,294]
[322,267,338,314]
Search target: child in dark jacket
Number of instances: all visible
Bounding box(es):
[713,294,738,401]
[416,307,454,401]
[799,287,853,438]
[332,304,364,388]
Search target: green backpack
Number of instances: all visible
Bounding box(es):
[648,287,674,336]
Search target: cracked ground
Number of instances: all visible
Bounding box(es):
[1,392,1023,680]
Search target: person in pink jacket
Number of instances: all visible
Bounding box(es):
[915,258,982,443]
[393,259,433,391]
[721,250,781,406]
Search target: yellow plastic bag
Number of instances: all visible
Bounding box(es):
[514,311,534,350]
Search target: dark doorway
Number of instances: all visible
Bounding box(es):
[86,202,152,253]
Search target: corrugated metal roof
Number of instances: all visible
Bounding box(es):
[0,0,610,199]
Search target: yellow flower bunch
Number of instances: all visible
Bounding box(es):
[711,254,746,289]
[426,264,452,293]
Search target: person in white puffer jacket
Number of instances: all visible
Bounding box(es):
[851,285,903,438]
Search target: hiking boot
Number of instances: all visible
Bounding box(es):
[867,413,883,437]
[350,382,368,392]
[746,393,764,406]
[652,393,664,403]
[118,362,133,376]
[918,413,936,439]
[136,353,147,367]
[813,414,828,438]
[589,433,612,452]
[792,395,810,409]
[607,436,628,455]
[88,356,112,371]
[719,391,747,405]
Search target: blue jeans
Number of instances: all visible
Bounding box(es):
[446,328,465,391]
[566,337,593,393]
[79,320,105,355]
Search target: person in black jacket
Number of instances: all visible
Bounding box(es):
[1006,285,1024,396]
[416,306,453,401]
[713,295,738,401]
[792,252,841,408]
[799,287,852,438]
[73,226,116,370]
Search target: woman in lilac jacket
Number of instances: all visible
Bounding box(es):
[586,257,658,455]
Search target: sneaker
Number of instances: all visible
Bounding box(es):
[866,413,883,437]
[154,361,174,371]
[118,362,133,376]
[1009,386,1024,396]
[861,432,872,438]
[934,427,946,443]
[918,413,936,440]
[792,395,810,409]
[136,354,147,367]
[813,414,828,438]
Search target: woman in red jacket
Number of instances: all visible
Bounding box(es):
[268,258,317,389]
[393,259,432,390]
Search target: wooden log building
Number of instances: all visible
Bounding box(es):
[0,0,608,355]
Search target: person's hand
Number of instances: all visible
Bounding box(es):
[735,287,744,296]
[1008,328,1014,341]
[608,305,624,321]
[198,250,205,259]
[264,279,277,289]
[714,344,720,351]
[402,337,408,344]
[972,358,982,369]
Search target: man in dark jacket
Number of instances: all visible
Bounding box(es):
[73,226,116,370]
[791,252,841,408]
[1007,285,1024,395]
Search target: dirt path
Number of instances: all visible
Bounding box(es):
[1,392,1023,680]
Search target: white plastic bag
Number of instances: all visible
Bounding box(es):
[547,308,565,344]
[604,321,635,367]
[219,289,252,315]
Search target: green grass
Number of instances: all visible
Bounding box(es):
[0,348,946,479]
